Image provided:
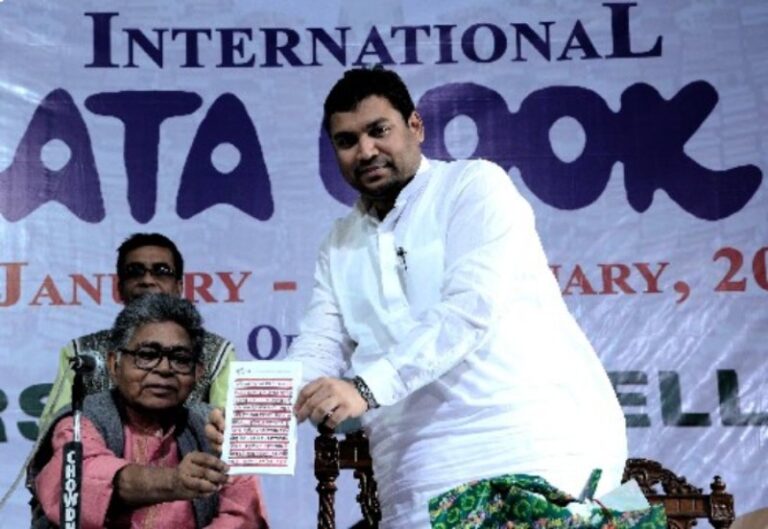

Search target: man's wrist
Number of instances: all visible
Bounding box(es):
[352,376,380,410]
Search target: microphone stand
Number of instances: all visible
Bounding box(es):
[59,355,90,529]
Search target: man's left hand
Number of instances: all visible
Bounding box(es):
[294,377,367,429]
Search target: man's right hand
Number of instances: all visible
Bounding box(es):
[294,376,368,429]
[115,450,229,506]
[172,451,229,499]
[205,407,226,456]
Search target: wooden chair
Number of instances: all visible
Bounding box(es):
[315,425,381,529]
[623,458,735,529]
[315,429,735,529]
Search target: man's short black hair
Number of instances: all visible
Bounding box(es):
[116,233,184,281]
[322,67,416,133]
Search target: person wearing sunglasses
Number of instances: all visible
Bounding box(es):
[29,293,268,528]
[38,233,235,436]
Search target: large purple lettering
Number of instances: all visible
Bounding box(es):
[177,93,274,219]
[85,91,202,223]
[618,82,761,220]
[0,89,104,222]
[514,86,615,209]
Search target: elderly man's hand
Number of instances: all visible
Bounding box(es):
[294,377,367,429]
[205,407,226,456]
[173,451,229,499]
[115,450,230,506]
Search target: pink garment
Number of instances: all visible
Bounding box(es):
[36,416,268,529]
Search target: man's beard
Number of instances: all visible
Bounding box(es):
[360,175,404,201]
[354,158,410,201]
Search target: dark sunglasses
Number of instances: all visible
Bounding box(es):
[121,262,176,280]
[119,344,198,374]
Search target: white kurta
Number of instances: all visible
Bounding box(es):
[287,157,627,528]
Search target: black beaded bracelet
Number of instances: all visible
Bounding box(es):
[352,376,380,410]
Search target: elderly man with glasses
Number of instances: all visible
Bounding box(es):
[38,233,235,435]
[28,293,268,529]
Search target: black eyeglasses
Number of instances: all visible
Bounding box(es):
[122,262,176,280]
[119,344,199,374]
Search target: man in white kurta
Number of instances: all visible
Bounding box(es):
[289,68,626,528]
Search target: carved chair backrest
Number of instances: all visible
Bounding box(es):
[315,430,735,529]
[623,458,735,529]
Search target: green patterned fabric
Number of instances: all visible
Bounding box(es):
[428,471,666,529]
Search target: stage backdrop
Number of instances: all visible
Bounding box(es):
[0,1,766,527]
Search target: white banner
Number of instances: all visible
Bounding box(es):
[0,1,765,527]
